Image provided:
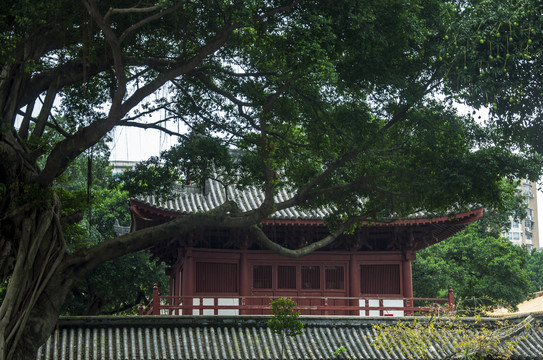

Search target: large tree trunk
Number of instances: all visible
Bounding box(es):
[0,133,74,360]
[0,206,71,360]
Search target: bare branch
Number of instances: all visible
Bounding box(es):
[120,102,173,122]
[30,84,58,141]
[125,56,176,69]
[38,15,236,186]
[109,5,162,15]
[170,81,256,143]
[120,119,185,137]
[38,0,303,186]
[47,117,72,139]
[65,200,251,275]
[119,2,185,43]
[21,61,109,110]
[248,217,357,258]
[192,72,256,107]
[83,0,127,104]
[17,101,34,140]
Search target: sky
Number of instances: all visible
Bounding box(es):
[109,125,178,161]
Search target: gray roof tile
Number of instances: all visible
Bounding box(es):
[135,179,480,224]
[136,179,331,220]
[36,314,543,359]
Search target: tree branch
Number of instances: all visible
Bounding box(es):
[119,118,185,137]
[37,18,236,186]
[17,101,34,141]
[37,1,305,186]
[119,2,185,44]
[170,81,256,143]
[248,217,357,258]
[83,0,127,105]
[30,83,58,141]
[191,72,256,107]
[255,78,300,222]
[64,200,248,276]
[20,61,109,110]
[120,102,173,122]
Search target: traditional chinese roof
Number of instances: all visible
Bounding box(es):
[36,314,543,360]
[134,180,331,220]
[125,179,483,265]
[131,178,483,226]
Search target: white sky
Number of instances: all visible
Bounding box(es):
[109,125,178,161]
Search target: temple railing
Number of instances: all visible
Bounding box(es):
[139,285,455,317]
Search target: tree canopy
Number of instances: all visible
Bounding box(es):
[413,184,533,308]
[58,149,168,316]
[1,1,542,359]
[413,225,531,307]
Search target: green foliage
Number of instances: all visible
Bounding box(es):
[441,0,543,154]
[5,1,543,358]
[267,298,304,337]
[333,346,347,357]
[332,346,355,360]
[118,131,235,201]
[107,0,542,225]
[267,298,304,359]
[54,147,168,315]
[413,225,530,307]
[526,249,543,293]
[371,315,530,359]
[471,180,527,238]
[62,253,168,316]
[413,181,531,307]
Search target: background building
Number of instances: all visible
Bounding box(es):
[505,180,539,249]
[110,160,139,175]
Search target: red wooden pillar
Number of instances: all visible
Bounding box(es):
[403,251,415,315]
[239,251,250,315]
[349,254,360,316]
[170,274,175,298]
[168,271,175,315]
[174,248,184,297]
[448,286,455,312]
[152,283,160,315]
[170,249,184,315]
[181,247,194,314]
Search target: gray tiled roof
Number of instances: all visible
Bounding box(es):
[113,219,131,236]
[134,179,472,222]
[37,314,543,359]
[137,179,331,220]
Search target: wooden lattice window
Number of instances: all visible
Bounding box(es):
[360,264,400,294]
[253,265,272,289]
[325,266,344,290]
[195,262,238,293]
[277,265,296,289]
[301,266,320,289]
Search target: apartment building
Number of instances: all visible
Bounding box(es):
[504,180,539,249]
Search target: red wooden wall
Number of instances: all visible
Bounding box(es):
[169,248,413,315]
